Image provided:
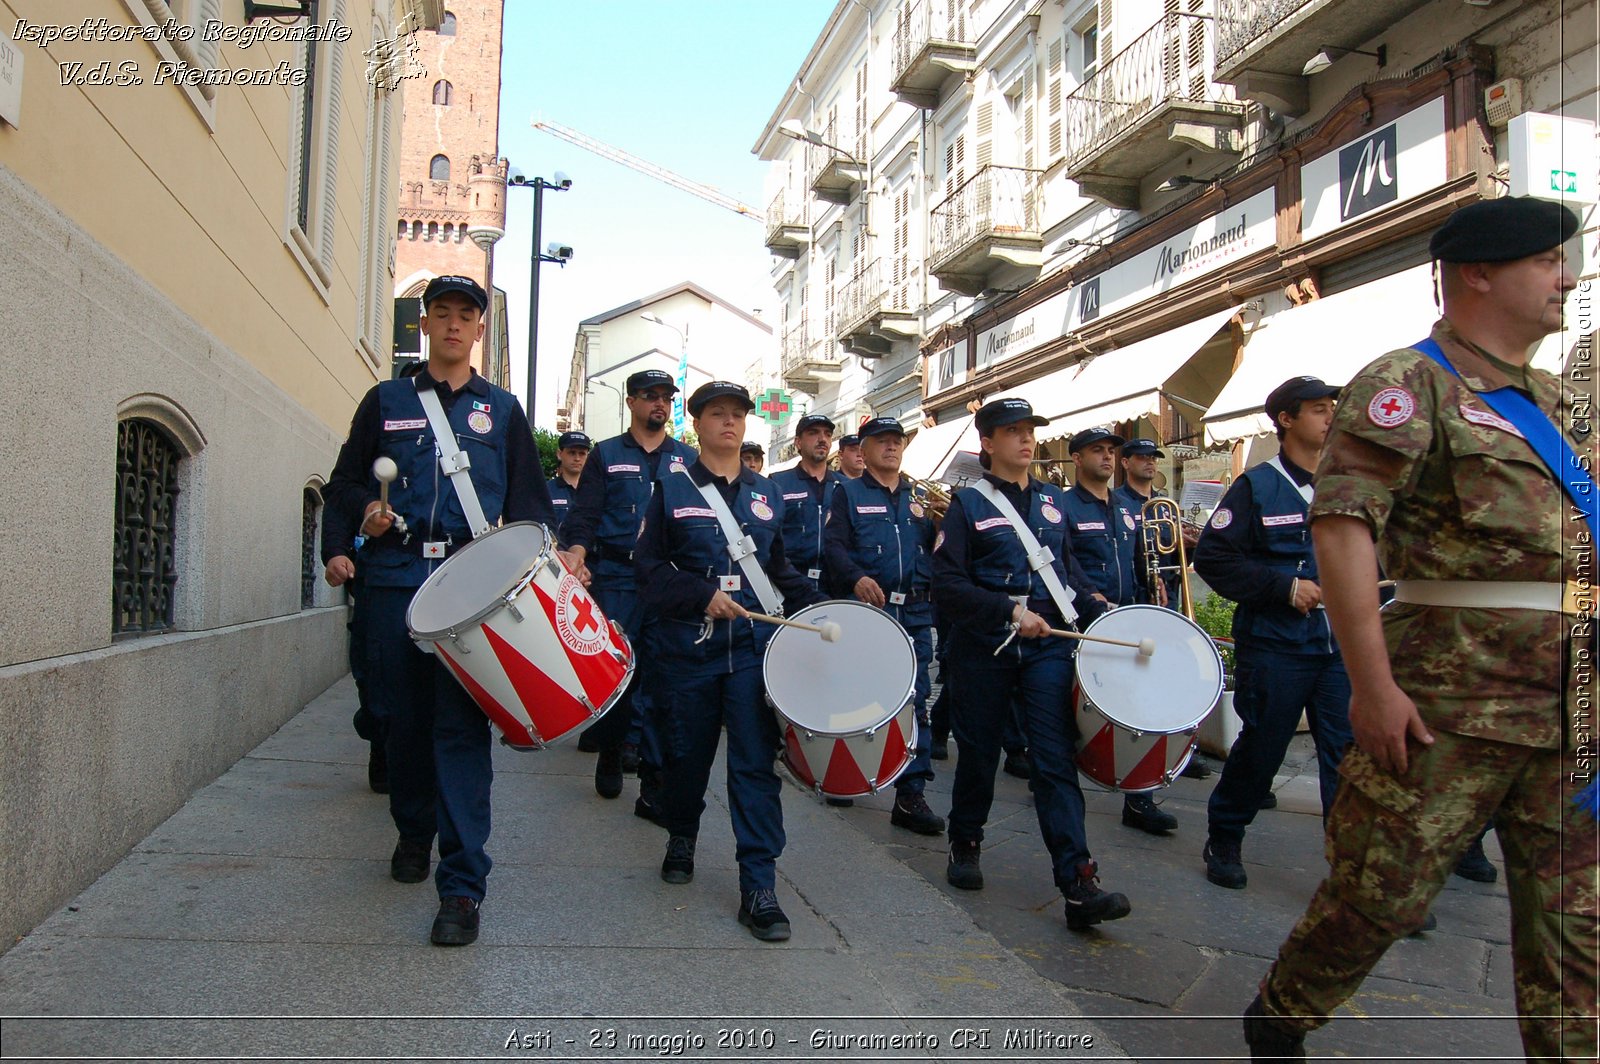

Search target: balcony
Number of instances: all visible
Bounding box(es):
[764,189,809,259]
[889,0,978,109]
[836,262,921,358]
[780,320,845,390]
[928,165,1043,297]
[807,141,866,205]
[1064,11,1246,209]
[1214,0,1432,114]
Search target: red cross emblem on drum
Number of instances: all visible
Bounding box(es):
[555,575,609,656]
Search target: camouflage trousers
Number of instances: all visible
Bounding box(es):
[1260,731,1598,1061]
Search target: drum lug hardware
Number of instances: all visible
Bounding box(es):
[502,594,524,622]
[580,696,596,714]
[1130,729,1144,740]
[448,629,470,653]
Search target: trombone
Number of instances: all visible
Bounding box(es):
[1141,496,1197,620]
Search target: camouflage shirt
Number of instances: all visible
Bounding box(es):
[1310,319,1583,748]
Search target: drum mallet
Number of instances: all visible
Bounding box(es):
[371,457,407,535]
[1049,627,1156,658]
[746,611,843,643]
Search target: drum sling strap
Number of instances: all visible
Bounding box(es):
[681,469,784,616]
[416,382,493,540]
[972,480,1079,630]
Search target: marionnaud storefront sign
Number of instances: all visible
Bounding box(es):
[927,338,970,395]
[1301,96,1447,241]
[974,186,1277,371]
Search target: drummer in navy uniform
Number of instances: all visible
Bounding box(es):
[562,369,698,811]
[547,430,589,539]
[635,381,825,941]
[1192,376,1353,892]
[326,274,559,947]
[769,414,841,595]
[823,416,945,836]
[1063,428,1178,836]
[740,440,765,473]
[933,397,1131,930]
[836,432,866,479]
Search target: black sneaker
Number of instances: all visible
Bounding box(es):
[930,737,949,761]
[661,835,695,884]
[430,896,479,946]
[1204,836,1247,889]
[367,742,389,794]
[824,796,854,807]
[1454,838,1497,883]
[946,839,983,890]
[738,888,791,941]
[1180,756,1212,779]
[390,838,431,884]
[1003,750,1033,779]
[1243,994,1306,1060]
[1121,793,1178,834]
[619,742,642,775]
[594,749,623,799]
[890,792,945,836]
[1062,860,1131,929]
[576,728,600,753]
[634,795,668,829]
[1259,791,1278,810]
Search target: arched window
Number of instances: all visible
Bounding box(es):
[426,222,438,241]
[113,418,181,635]
[439,11,457,35]
[301,486,322,609]
[410,220,421,240]
[429,154,450,181]
[442,222,454,241]
[396,218,407,239]
[432,80,453,106]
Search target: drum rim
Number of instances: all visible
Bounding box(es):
[1076,604,1223,733]
[762,598,919,736]
[406,520,556,640]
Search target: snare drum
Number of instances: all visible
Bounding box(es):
[406,522,634,749]
[763,600,918,798]
[1072,605,1222,792]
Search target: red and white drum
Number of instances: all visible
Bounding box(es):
[1073,605,1223,792]
[764,600,918,799]
[406,522,634,749]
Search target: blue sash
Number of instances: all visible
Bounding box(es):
[1415,337,1597,542]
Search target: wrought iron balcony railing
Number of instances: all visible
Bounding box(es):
[929,165,1040,267]
[765,188,807,239]
[1214,0,1309,69]
[891,0,975,85]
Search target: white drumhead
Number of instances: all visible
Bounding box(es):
[763,600,916,735]
[1074,605,1222,733]
[407,522,551,637]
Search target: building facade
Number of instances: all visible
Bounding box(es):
[0,0,436,948]
[756,0,1596,494]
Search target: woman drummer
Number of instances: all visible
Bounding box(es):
[634,381,824,941]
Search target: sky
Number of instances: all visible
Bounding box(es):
[492,0,839,428]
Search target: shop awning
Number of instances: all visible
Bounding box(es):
[1013,305,1242,440]
[902,413,976,482]
[1203,265,1439,443]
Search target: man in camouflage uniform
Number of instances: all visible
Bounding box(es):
[1243,196,1596,1061]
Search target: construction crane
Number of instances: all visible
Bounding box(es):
[532,119,762,223]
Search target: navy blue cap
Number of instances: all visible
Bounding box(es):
[740,440,765,455]
[859,416,907,438]
[794,413,835,435]
[557,431,591,451]
[687,380,755,417]
[1068,427,1125,454]
[1265,376,1339,420]
[837,434,862,448]
[1121,437,1164,458]
[974,397,1049,435]
[1430,196,1580,263]
[626,369,677,396]
[422,274,489,312]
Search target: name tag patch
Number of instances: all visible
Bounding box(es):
[383,418,427,431]
[1460,403,1524,438]
[857,505,889,515]
[783,492,809,501]
[608,463,642,474]
[553,498,569,507]
[1261,513,1305,527]
[1075,521,1107,531]
[673,506,717,519]
[974,517,1011,531]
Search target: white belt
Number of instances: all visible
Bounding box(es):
[1392,580,1585,614]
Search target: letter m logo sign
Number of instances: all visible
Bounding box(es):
[1337,125,1399,222]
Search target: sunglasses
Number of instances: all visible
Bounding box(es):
[631,390,675,403]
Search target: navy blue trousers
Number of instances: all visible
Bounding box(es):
[1207,644,1353,843]
[946,633,1092,889]
[365,585,494,901]
[895,622,935,796]
[656,664,785,895]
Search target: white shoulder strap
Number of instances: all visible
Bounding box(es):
[682,469,784,616]
[1266,456,1315,506]
[415,384,492,539]
[972,480,1077,624]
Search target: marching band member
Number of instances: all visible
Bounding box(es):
[562,369,697,811]
[1062,427,1175,835]
[822,416,944,836]
[769,413,841,595]
[933,397,1131,930]
[547,430,590,540]
[1192,376,1353,893]
[326,275,557,947]
[635,381,824,942]
[835,432,866,479]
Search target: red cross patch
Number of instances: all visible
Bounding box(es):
[1367,387,1415,428]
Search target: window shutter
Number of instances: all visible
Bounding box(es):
[1047,38,1063,160]
[1021,64,1036,170]
[975,100,993,169]
[316,0,349,267]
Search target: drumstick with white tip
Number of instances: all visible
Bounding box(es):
[1049,627,1156,657]
[745,611,843,643]
[373,457,398,515]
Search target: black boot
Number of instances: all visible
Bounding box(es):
[1242,994,1306,1061]
[1061,860,1131,929]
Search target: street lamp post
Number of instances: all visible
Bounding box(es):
[586,378,624,437]
[507,171,572,423]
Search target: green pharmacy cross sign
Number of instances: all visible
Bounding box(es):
[1551,169,1579,194]
[757,388,794,426]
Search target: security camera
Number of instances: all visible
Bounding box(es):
[552,171,572,189]
[548,242,574,261]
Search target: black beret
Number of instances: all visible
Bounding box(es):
[1429,196,1580,263]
